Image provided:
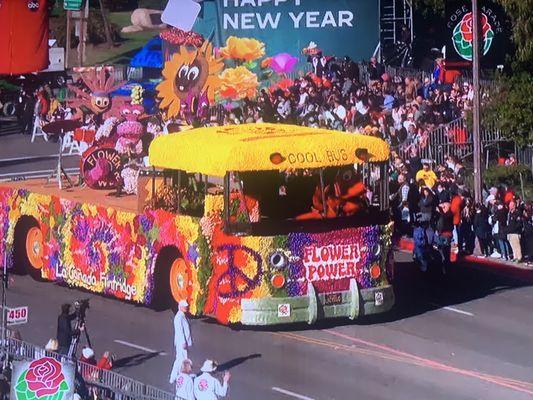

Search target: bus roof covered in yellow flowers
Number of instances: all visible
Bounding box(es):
[0,124,394,326]
[149,123,390,176]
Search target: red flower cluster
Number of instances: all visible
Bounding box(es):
[160,27,205,47]
[460,12,492,43]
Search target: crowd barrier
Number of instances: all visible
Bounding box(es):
[0,329,177,400]
[516,146,533,173]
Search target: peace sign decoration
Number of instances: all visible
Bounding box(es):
[215,244,262,299]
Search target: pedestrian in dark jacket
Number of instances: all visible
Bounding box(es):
[506,200,523,262]
[407,180,420,223]
[474,204,492,257]
[436,182,451,204]
[459,197,475,255]
[57,303,76,355]
[435,201,454,272]
[418,187,434,223]
[494,203,511,260]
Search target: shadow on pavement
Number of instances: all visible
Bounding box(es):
[217,353,262,371]
[114,351,161,369]
[228,258,531,333]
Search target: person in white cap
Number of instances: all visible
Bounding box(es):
[172,300,192,382]
[193,360,230,400]
[170,359,195,400]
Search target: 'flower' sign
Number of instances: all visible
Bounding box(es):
[11,357,74,400]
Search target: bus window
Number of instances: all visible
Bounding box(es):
[152,171,206,217]
[237,166,372,222]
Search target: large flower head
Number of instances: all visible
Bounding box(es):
[219,66,259,100]
[270,53,299,74]
[220,36,265,62]
[157,41,223,117]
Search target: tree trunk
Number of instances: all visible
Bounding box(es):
[98,0,114,48]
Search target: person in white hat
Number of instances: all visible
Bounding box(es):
[170,359,195,400]
[172,299,192,382]
[193,360,230,400]
[80,347,96,365]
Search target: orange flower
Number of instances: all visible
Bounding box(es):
[261,57,272,69]
[220,67,259,100]
[270,78,294,94]
[220,36,265,62]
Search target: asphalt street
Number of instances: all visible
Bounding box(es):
[4,252,533,400]
[0,121,79,178]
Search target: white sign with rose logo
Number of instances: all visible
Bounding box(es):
[10,357,75,400]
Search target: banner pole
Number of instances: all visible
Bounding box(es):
[1,251,7,369]
[472,0,483,203]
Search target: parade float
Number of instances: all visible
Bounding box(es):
[0,123,394,325]
[0,15,395,325]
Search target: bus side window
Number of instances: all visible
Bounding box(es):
[180,174,206,217]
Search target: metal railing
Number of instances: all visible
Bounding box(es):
[0,331,176,400]
[516,145,533,172]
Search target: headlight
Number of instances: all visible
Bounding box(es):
[269,251,288,269]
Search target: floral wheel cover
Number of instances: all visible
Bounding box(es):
[452,12,495,61]
[15,357,69,400]
[170,258,190,302]
[25,227,44,270]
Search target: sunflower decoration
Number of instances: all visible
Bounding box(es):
[156,41,223,118]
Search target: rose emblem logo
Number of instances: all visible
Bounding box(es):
[452,12,495,61]
[176,376,184,388]
[198,379,209,391]
[15,357,69,399]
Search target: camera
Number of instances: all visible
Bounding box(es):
[74,298,90,320]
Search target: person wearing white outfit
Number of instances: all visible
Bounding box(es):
[170,359,195,400]
[171,300,192,384]
[193,360,230,400]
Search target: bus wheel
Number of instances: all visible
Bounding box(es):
[152,246,180,311]
[25,227,44,271]
[169,258,190,304]
[13,216,43,280]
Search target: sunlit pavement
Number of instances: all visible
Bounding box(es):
[5,251,533,400]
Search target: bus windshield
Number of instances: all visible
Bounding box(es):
[225,163,389,235]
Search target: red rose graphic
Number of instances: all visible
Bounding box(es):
[459,12,492,43]
[26,357,65,397]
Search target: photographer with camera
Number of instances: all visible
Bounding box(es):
[57,303,76,356]
[56,299,91,357]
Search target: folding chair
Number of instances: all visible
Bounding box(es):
[31,116,48,143]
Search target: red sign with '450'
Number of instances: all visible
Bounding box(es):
[6,306,28,326]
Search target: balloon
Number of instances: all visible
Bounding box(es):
[270,53,299,74]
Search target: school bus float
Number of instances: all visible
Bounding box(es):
[0,124,394,325]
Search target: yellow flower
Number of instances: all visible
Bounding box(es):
[228,306,242,323]
[176,216,199,243]
[220,66,259,100]
[220,36,265,62]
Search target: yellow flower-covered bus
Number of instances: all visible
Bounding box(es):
[0,123,394,325]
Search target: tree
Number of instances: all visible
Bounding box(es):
[498,0,533,68]
[483,72,533,147]
[412,0,445,16]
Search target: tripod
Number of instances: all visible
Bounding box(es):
[67,316,92,359]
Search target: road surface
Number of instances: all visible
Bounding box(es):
[4,251,533,400]
[0,122,79,179]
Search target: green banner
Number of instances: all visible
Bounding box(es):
[193,0,379,61]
